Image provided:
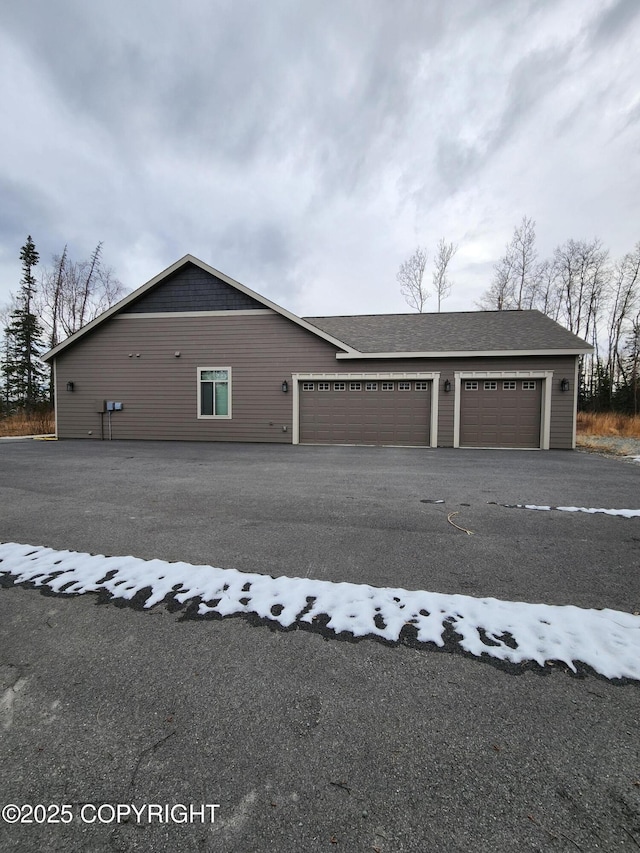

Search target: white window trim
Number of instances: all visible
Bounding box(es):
[197,366,232,419]
[292,373,439,448]
[453,370,552,450]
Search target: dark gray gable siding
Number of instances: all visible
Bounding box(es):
[304,310,591,353]
[121,261,265,313]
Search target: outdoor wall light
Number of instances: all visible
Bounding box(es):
[560,378,570,392]
[174,351,181,357]
[282,380,289,393]
[444,379,451,393]
[66,381,75,392]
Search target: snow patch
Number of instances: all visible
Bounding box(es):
[493,502,640,518]
[521,504,640,518]
[0,542,639,681]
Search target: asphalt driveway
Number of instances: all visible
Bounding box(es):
[0,440,639,852]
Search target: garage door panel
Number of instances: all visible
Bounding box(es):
[300,382,431,446]
[460,379,542,448]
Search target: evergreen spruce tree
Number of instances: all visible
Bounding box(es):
[4,237,47,411]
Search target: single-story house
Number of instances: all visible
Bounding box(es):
[42,255,592,449]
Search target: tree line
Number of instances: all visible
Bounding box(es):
[1,236,125,414]
[398,219,640,414]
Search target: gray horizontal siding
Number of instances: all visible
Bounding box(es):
[55,314,577,448]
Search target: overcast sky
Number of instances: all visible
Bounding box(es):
[1,0,638,320]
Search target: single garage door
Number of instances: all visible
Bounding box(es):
[460,378,542,448]
[299,379,431,446]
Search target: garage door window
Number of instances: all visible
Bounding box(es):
[365,382,378,391]
[199,368,231,418]
[382,382,394,391]
[523,381,537,390]
[349,382,362,391]
[318,382,330,391]
[302,382,314,391]
[399,382,411,391]
[484,381,497,390]
[415,381,429,391]
[503,381,516,390]
[465,381,478,391]
[334,382,346,391]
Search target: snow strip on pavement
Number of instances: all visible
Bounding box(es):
[0,541,638,681]
[495,503,640,518]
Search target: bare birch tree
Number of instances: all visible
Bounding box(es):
[477,253,516,310]
[432,238,457,312]
[478,216,537,310]
[528,258,561,318]
[554,238,609,340]
[607,242,640,402]
[37,243,126,347]
[511,217,538,310]
[397,247,429,312]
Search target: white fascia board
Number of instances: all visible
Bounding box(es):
[43,254,359,362]
[336,348,592,359]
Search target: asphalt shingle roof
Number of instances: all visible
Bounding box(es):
[303,310,591,354]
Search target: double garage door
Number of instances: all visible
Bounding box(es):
[299,379,431,446]
[459,378,542,448]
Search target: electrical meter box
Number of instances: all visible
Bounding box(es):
[105,401,124,411]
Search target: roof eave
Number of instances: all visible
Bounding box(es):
[335,347,593,360]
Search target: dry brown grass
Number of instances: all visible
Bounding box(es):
[576,411,640,438]
[0,409,55,437]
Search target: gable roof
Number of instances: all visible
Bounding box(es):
[42,254,593,363]
[304,310,593,358]
[42,255,359,362]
